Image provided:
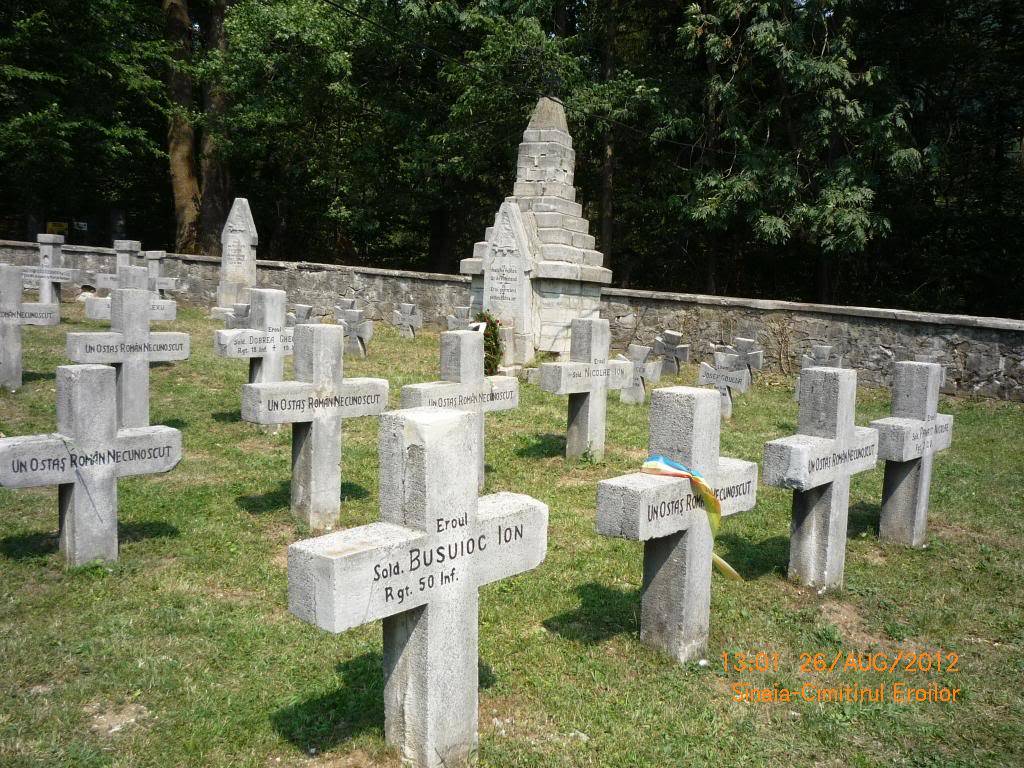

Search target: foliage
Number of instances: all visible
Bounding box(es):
[475,309,503,374]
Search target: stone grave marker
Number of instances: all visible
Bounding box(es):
[727,337,765,378]
[214,198,258,314]
[95,240,142,291]
[21,234,80,304]
[597,386,757,661]
[288,407,548,768]
[241,324,389,530]
[67,284,191,427]
[653,330,690,375]
[537,318,632,459]
[619,343,663,405]
[870,361,953,547]
[795,344,842,401]
[0,364,181,565]
[447,305,475,331]
[401,330,519,490]
[1,264,60,391]
[698,350,750,419]
[336,299,374,358]
[84,265,176,322]
[143,250,180,297]
[392,302,423,339]
[214,288,293,385]
[763,367,879,589]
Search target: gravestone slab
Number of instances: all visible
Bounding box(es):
[654,330,690,375]
[598,387,757,661]
[795,344,842,401]
[288,407,548,768]
[216,198,258,310]
[21,234,80,304]
[336,300,374,358]
[401,331,519,490]
[698,350,750,419]
[214,289,293,384]
[1,264,60,391]
[763,367,879,589]
[870,362,953,547]
[95,240,141,291]
[84,265,176,322]
[537,318,632,459]
[0,364,181,565]
[242,324,389,530]
[392,302,423,339]
[619,343,663,404]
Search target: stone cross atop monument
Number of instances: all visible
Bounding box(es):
[392,302,423,338]
[214,198,258,315]
[22,234,79,304]
[763,367,879,589]
[241,324,389,530]
[401,330,519,490]
[288,407,548,768]
[597,386,758,661]
[654,330,690,375]
[214,289,293,384]
[619,343,663,405]
[85,265,176,322]
[870,362,953,547]
[336,299,374,358]
[537,318,632,459]
[0,364,181,565]
[698,350,750,419]
[0,264,60,391]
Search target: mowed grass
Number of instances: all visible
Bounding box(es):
[1,303,1022,768]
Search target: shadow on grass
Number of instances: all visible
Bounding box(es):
[237,480,369,516]
[213,410,241,424]
[162,417,188,431]
[0,520,178,560]
[23,370,55,384]
[515,433,566,459]
[717,534,790,579]
[543,581,640,644]
[848,501,881,539]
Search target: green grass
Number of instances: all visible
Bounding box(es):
[1,304,1022,767]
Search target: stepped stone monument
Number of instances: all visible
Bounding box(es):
[460,97,612,365]
[212,198,258,318]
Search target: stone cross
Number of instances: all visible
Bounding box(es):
[336,299,374,358]
[870,362,953,547]
[0,364,181,566]
[447,305,475,331]
[537,318,632,460]
[143,250,180,297]
[619,343,663,405]
[653,330,690,375]
[763,367,879,589]
[216,197,258,309]
[288,407,548,768]
[597,387,757,661]
[95,240,141,291]
[392,302,423,338]
[795,344,842,401]
[401,331,519,490]
[727,337,764,377]
[698,350,750,419]
[22,234,79,304]
[1,264,60,391]
[84,265,176,322]
[67,284,190,427]
[241,324,389,530]
[912,352,949,388]
[214,289,293,385]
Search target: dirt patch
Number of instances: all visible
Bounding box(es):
[85,701,150,737]
[931,520,1004,548]
[819,601,888,649]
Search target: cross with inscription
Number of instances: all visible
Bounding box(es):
[392,302,423,339]
[214,288,293,384]
[537,318,632,460]
[870,361,953,547]
[1,264,60,391]
[653,330,690,375]
[288,407,548,768]
[401,330,519,490]
[447,305,474,331]
[241,324,389,530]
[763,367,879,589]
[336,299,374,358]
[84,265,176,322]
[95,240,142,291]
[698,350,750,419]
[0,364,181,565]
[619,343,663,404]
[795,344,842,401]
[597,386,758,661]
[21,234,79,304]
[67,285,191,428]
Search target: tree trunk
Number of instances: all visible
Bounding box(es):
[600,2,616,271]
[163,0,201,254]
[198,0,232,256]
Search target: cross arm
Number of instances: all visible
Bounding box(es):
[242,378,389,424]
[15,303,60,326]
[214,327,294,359]
[538,360,632,395]
[870,414,953,461]
[698,363,750,393]
[21,266,80,285]
[763,427,878,490]
[112,426,183,477]
[145,333,190,361]
[474,492,548,586]
[66,332,124,362]
[0,434,76,487]
[401,377,519,413]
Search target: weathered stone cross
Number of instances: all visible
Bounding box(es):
[653,330,690,375]
[698,349,750,419]
[67,284,191,427]
[447,305,474,331]
[870,361,953,547]
[618,343,663,405]
[84,265,176,322]
[726,336,764,377]
[1,264,60,391]
[795,344,842,401]
[597,386,758,661]
[0,364,181,565]
[392,302,423,338]
[401,330,519,490]
[21,234,79,304]
[95,240,141,291]
[142,250,180,297]
[336,299,374,358]
[214,288,293,384]
[288,407,548,768]
[763,367,879,589]
[241,324,390,530]
[537,318,632,460]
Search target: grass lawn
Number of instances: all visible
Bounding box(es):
[1,304,1022,767]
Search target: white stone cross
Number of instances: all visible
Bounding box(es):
[401,330,519,490]
[726,337,764,376]
[241,324,389,530]
[392,302,423,338]
[447,305,474,331]
[336,299,374,358]
[21,234,80,304]
[653,330,690,375]
[288,407,548,768]
[84,265,177,322]
[1,264,60,391]
[0,364,181,565]
[619,343,663,404]
[214,288,293,384]
[537,318,632,460]
[597,387,757,661]
[142,250,180,296]
[795,344,842,401]
[870,361,953,547]
[67,285,191,427]
[95,239,141,291]
[698,350,750,419]
[763,367,879,589]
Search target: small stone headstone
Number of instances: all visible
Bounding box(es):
[697,350,750,419]
[336,300,374,358]
[214,289,293,385]
[392,302,423,339]
[0,264,60,391]
[84,265,176,322]
[618,343,662,405]
[762,367,879,589]
[288,407,547,768]
[0,364,181,565]
[795,344,842,401]
[653,331,690,375]
[22,234,79,304]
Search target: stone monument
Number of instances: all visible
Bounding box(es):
[22,234,79,304]
[213,198,258,317]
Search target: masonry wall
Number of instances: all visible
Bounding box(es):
[3,239,1022,400]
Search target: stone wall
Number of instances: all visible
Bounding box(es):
[3,239,1022,400]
